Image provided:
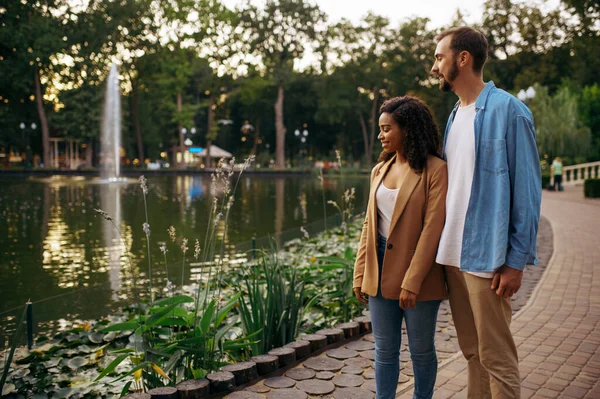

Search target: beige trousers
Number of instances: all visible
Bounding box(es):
[445,266,520,399]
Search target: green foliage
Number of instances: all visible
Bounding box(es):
[584,179,600,198]
[237,247,314,355]
[313,247,361,324]
[1,0,598,167]
[580,84,600,161]
[528,83,591,160]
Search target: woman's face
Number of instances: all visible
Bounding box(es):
[378,112,404,154]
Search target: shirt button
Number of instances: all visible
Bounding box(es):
[387,243,393,250]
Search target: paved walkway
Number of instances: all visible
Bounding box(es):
[230,186,599,399]
[398,186,600,398]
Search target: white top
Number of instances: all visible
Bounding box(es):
[376,182,399,238]
[436,103,495,279]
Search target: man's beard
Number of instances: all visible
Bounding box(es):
[440,58,459,92]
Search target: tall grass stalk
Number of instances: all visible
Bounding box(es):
[187,156,255,370]
[318,168,327,230]
[323,151,359,322]
[139,176,153,304]
[180,238,188,287]
[0,303,27,395]
[215,156,255,312]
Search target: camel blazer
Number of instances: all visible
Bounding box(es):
[353,154,448,301]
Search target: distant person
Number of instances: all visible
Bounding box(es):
[431,26,541,398]
[353,96,448,399]
[551,157,563,191]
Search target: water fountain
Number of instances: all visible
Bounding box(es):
[101,64,122,181]
[100,64,126,297]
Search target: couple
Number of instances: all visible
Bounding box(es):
[353,27,542,399]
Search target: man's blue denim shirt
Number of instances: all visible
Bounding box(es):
[442,81,542,272]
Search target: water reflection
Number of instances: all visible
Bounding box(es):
[0,174,370,343]
[275,177,284,247]
[42,185,88,289]
[100,184,124,300]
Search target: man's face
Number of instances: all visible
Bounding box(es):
[431,35,459,92]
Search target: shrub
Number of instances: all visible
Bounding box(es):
[584,179,600,198]
[541,174,551,188]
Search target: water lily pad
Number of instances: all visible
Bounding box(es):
[11,368,30,378]
[2,383,16,396]
[32,342,58,353]
[66,333,82,343]
[88,332,104,344]
[77,344,93,354]
[68,356,88,370]
[43,358,61,369]
[54,387,75,398]
[103,331,117,342]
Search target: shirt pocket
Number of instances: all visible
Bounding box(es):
[481,139,508,175]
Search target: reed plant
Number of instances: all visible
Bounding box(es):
[318,150,361,323]
[237,240,319,355]
[94,156,258,392]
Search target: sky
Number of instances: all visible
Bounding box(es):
[222,0,562,28]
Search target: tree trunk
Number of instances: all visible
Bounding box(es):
[359,114,370,165]
[131,78,144,162]
[177,91,184,167]
[85,142,93,168]
[368,89,380,164]
[206,94,215,168]
[34,66,50,167]
[251,118,261,156]
[274,85,286,169]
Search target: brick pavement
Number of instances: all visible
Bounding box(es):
[398,186,600,399]
[226,186,599,399]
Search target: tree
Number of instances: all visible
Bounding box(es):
[528,83,590,161]
[0,0,77,166]
[234,68,275,157]
[579,84,600,161]
[238,0,326,168]
[322,14,394,164]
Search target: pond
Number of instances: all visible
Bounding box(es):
[0,173,370,344]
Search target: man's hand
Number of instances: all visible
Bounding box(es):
[399,289,417,310]
[353,287,368,305]
[491,265,523,298]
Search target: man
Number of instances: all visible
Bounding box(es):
[431,27,541,399]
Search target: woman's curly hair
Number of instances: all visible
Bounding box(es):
[377,96,442,171]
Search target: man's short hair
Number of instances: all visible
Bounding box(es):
[435,27,488,74]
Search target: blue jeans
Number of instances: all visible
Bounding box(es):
[369,235,441,399]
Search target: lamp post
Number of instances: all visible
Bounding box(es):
[294,125,309,167]
[19,122,36,168]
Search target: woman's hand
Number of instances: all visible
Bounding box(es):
[353,287,368,305]
[399,289,417,309]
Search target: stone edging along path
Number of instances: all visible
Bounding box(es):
[122,320,374,399]
[123,216,553,399]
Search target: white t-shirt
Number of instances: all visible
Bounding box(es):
[376,182,399,238]
[436,103,495,279]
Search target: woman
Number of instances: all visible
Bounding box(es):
[353,96,448,399]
